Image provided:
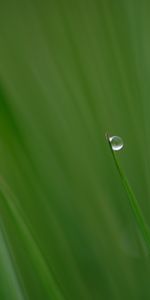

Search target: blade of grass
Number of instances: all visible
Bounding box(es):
[0,178,65,300]
[106,133,150,252]
[0,221,25,300]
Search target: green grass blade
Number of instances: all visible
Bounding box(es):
[0,180,65,300]
[106,133,150,251]
[0,222,25,300]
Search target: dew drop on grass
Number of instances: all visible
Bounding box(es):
[109,136,123,151]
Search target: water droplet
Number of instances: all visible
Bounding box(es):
[109,135,123,151]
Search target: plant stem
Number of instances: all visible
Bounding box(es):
[106,133,150,251]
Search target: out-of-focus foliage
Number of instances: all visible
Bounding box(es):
[0,0,150,299]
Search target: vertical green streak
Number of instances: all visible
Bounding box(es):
[0,223,25,300]
[106,133,150,251]
[0,181,64,300]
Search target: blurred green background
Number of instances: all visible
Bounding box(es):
[0,0,150,299]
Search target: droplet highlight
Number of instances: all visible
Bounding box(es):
[109,136,123,151]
